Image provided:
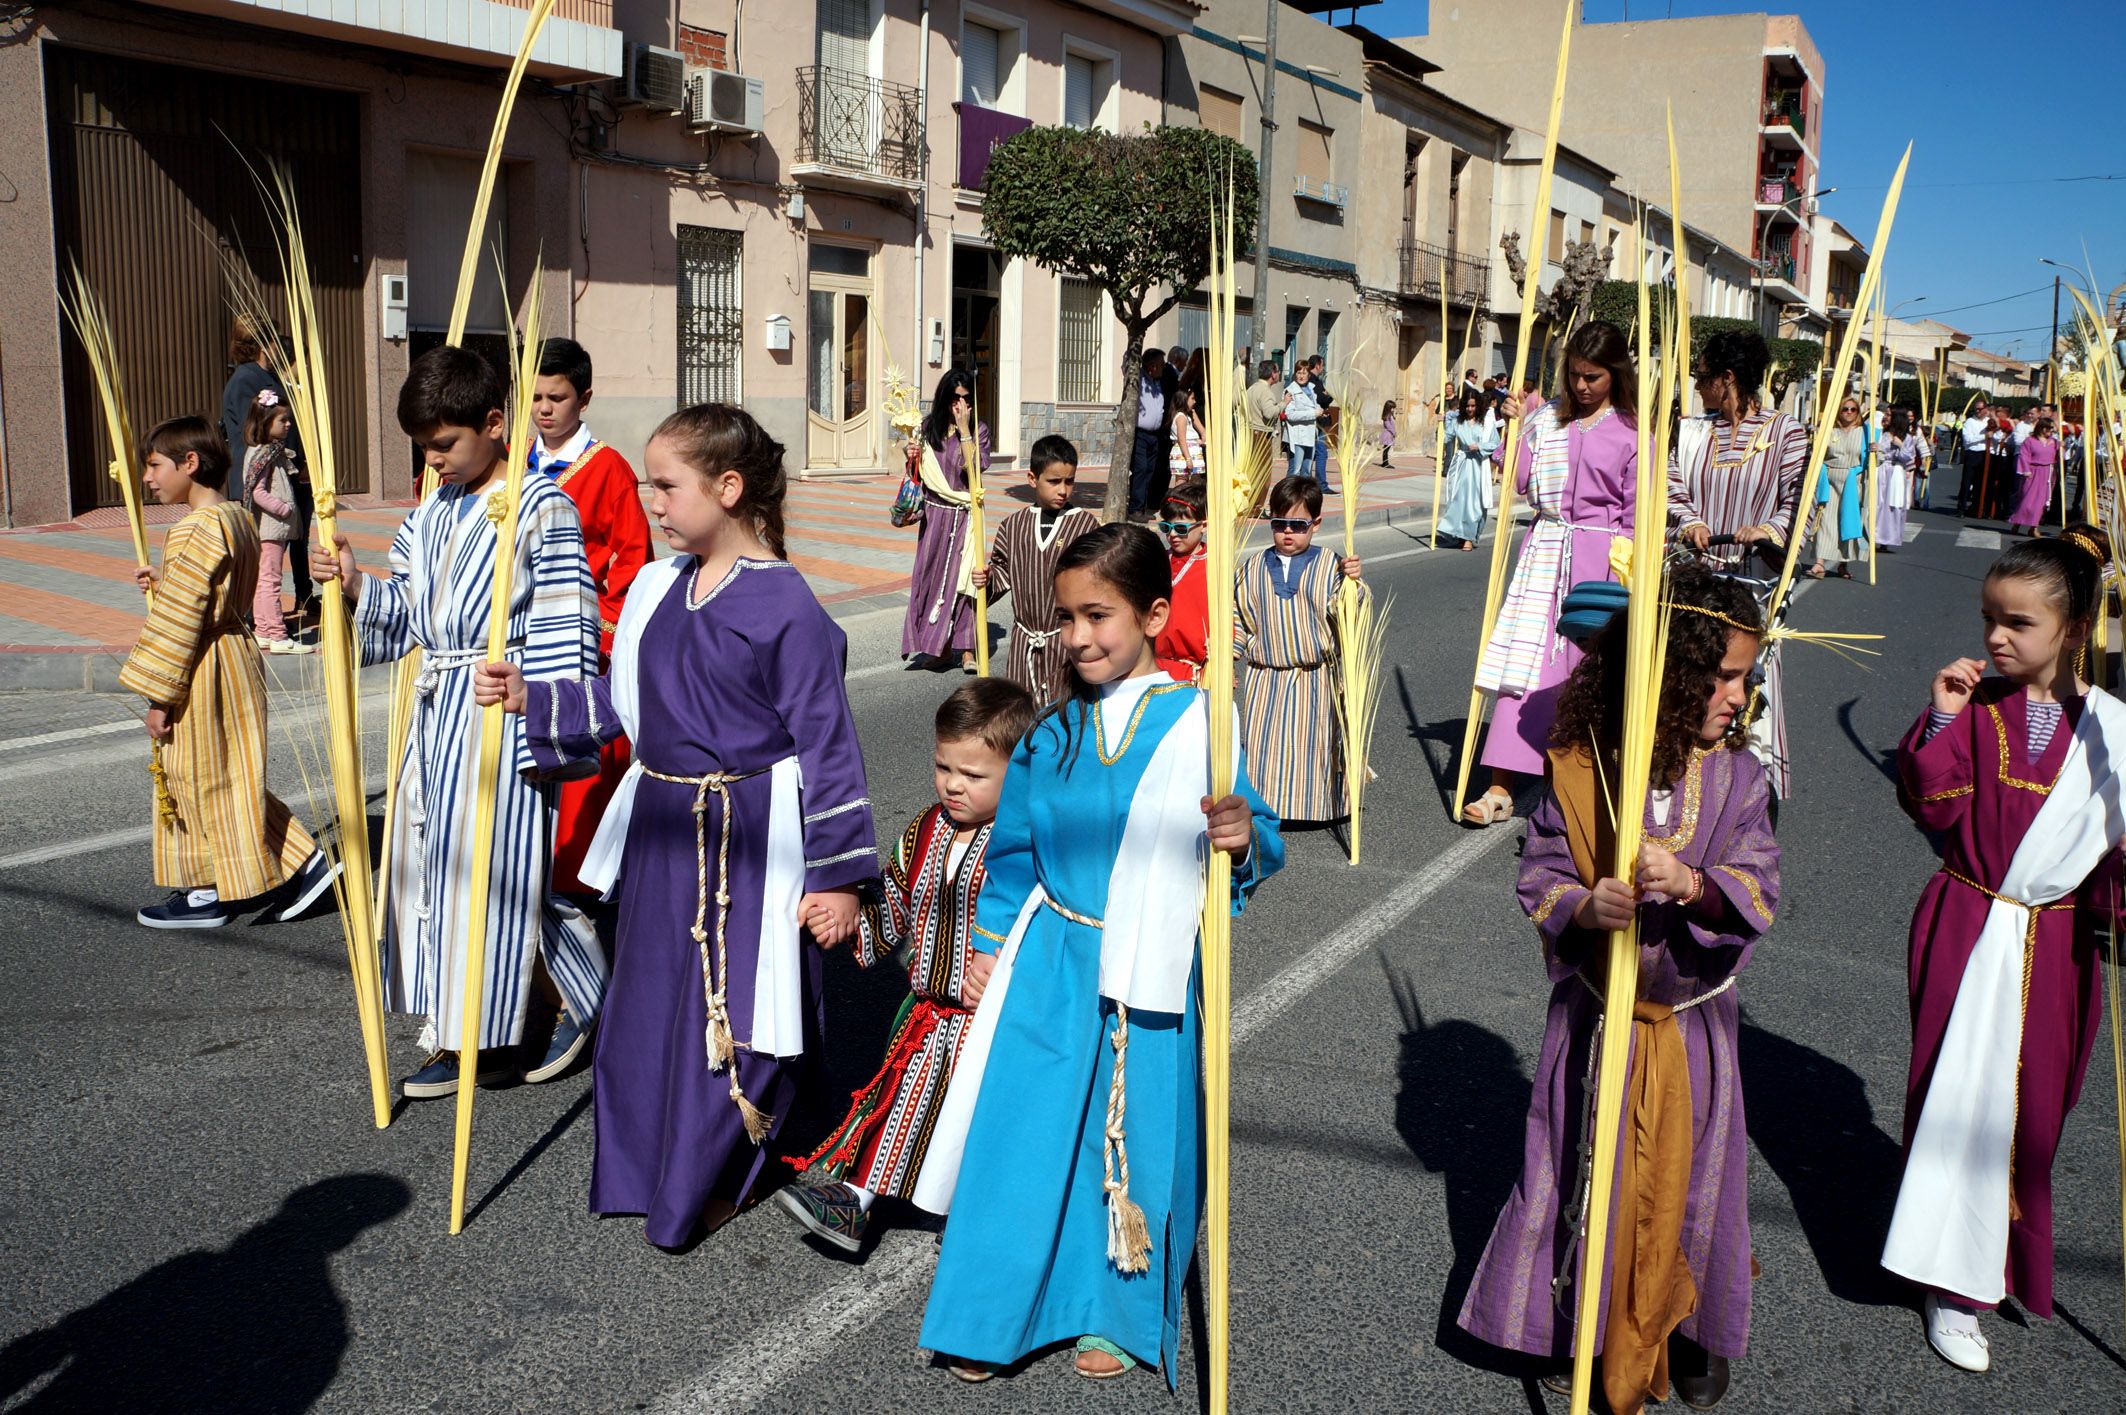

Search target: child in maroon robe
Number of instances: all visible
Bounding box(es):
[1459,563,1779,1415]
[1884,525,2126,1375]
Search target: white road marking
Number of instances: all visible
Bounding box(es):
[0,718,141,753]
[1956,528,2002,550]
[0,826,150,871]
[1903,522,1924,544]
[649,820,1520,1412]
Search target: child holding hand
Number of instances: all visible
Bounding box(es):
[240,390,310,654]
[776,677,1038,1253]
[476,403,877,1249]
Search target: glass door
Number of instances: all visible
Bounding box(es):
[805,242,876,470]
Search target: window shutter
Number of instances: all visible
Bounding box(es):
[962,23,1000,107]
[1065,53,1095,127]
[817,0,869,75]
[1295,119,1332,187]
[1199,85,1243,142]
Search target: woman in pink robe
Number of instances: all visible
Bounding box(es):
[2005,418,2060,536]
[1462,320,1638,826]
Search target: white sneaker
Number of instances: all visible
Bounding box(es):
[264,637,315,655]
[1924,1292,1991,1373]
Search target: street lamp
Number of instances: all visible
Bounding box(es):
[1753,185,1835,333]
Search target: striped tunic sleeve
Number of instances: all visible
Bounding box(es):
[514,482,598,685]
[119,515,222,709]
[354,509,421,666]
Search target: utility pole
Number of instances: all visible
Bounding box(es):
[1249,0,1278,369]
[2048,274,2061,402]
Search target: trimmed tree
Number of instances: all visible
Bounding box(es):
[982,123,1260,521]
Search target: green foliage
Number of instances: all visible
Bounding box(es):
[1585,282,1822,392]
[981,124,1260,330]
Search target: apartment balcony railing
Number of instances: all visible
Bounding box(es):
[1761,253,1799,287]
[1757,176,1803,208]
[795,65,925,190]
[1293,174,1350,208]
[1398,239,1490,308]
[957,102,1033,190]
[1762,92,1806,139]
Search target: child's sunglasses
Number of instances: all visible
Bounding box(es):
[1155,519,1199,535]
[1268,517,1313,533]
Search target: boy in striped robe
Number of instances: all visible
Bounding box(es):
[973,435,1099,705]
[1235,475,1364,823]
[776,678,1036,1253]
[123,416,338,929]
[311,347,606,1099]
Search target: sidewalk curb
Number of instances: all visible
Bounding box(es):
[0,494,1437,693]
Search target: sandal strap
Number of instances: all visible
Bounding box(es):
[1074,1335,1136,1369]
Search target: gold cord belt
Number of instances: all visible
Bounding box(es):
[644,761,779,1141]
[1043,896,1104,929]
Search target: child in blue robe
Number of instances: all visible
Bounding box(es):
[915,523,1283,1386]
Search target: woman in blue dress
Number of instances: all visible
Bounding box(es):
[1438,389,1499,550]
[914,524,1283,1386]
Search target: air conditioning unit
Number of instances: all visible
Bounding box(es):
[618,44,685,114]
[688,68,764,136]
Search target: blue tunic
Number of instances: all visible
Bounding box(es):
[917,675,1283,1385]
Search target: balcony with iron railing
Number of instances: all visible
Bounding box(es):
[1398,239,1489,308]
[1761,90,1807,146]
[793,65,926,195]
[1756,174,1806,210]
[957,102,1033,191]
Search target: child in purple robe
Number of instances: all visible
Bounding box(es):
[476,403,879,1250]
[1458,562,1780,1415]
[1883,526,2126,1375]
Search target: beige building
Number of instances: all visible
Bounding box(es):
[1169,0,1366,379]
[1405,2,1827,336]
[1,0,1194,527]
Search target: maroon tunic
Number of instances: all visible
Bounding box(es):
[1894,681,2110,1315]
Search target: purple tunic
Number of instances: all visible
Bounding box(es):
[1480,407,1638,775]
[1458,746,1779,1361]
[903,425,990,659]
[525,557,878,1248]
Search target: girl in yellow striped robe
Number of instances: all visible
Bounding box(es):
[1234,475,1365,823]
[120,416,336,930]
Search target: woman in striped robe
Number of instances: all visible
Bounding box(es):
[319,381,605,1090]
[1464,321,1639,827]
[1236,475,1364,824]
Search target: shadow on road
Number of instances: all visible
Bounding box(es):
[1738,1014,1905,1307]
[0,1173,410,1413]
[1834,697,1899,785]
[1394,665,1464,814]
[466,1087,593,1227]
[1382,956,1548,1408]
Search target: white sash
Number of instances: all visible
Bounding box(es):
[576,556,684,897]
[1882,690,2126,1301]
[1099,692,1223,1015]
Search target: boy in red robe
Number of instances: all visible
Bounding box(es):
[1153,476,1209,684]
[530,337,653,899]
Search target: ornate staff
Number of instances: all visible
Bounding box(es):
[968,386,989,677]
[1449,2,1575,822]
[58,267,179,830]
[448,274,547,1235]
[381,0,558,930]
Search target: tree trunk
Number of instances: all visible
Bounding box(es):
[1102,323,1149,523]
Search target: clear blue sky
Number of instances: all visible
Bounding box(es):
[1359,0,2126,358]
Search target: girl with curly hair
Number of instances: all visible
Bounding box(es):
[1458,562,1782,1414]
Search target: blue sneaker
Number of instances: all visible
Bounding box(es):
[522,1013,591,1084]
[276,849,344,922]
[137,890,229,930]
[400,1050,513,1100]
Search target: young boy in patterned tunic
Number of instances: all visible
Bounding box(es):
[971,435,1099,705]
[1235,475,1364,824]
[123,416,339,929]
[776,677,1037,1252]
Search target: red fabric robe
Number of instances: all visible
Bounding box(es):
[1895,682,2112,1315]
[551,440,652,895]
[1155,548,1209,685]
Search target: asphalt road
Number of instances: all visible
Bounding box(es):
[2,507,2123,1414]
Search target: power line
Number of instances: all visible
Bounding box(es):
[1915,283,2055,318]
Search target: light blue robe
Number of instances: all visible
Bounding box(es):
[1438,413,1499,544]
[917,674,1284,1385]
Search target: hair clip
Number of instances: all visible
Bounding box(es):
[255,389,281,408]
